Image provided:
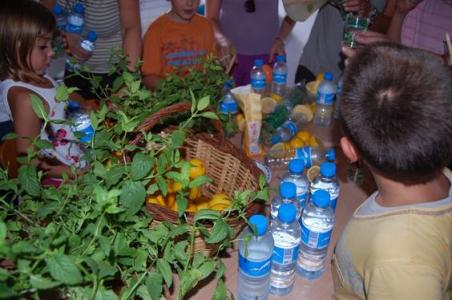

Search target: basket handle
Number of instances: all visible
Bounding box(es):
[131,102,224,144]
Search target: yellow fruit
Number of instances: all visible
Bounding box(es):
[235,113,246,132]
[269,142,286,158]
[166,194,176,209]
[289,137,306,149]
[308,136,319,147]
[309,102,316,114]
[196,202,209,211]
[296,130,312,143]
[316,72,325,81]
[167,180,182,193]
[210,203,230,211]
[186,202,198,213]
[307,165,320,182]
[292,104,313,122]
[188,187,202,200]
[147,194,165,206]
[208,193,231,209]
[261,97,277,114]
[306,80,320,96]
[189,159,205,179]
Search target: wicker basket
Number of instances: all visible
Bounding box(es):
[131,102,264,256]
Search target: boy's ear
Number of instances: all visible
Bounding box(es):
[340,136,359,163]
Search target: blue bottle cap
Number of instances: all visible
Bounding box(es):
[68,100,80,110]
[219,100,238,114]
[74,2,85,14]
[278,203,296,223]
[280,181,296,199]
[223,79,235,90]
[320,161,336,178]
[52,3,64,15]
[312,190,330,208]
[271,135,282,145]
[86,31,97,42]
[249,214,268,236]
[276,55,286,63]
[254,59,264,67]
[326,148,336,161]
[324,71,333,81]
[288,159,305,174]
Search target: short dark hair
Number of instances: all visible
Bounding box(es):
[341,42,452,184]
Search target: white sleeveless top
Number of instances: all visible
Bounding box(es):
[0,76,87,168]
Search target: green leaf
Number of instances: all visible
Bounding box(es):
[30,274,60,290]
[0,222,6,244]
[34,139,53,150]
[131,152,153,180]
[171,129,185,148]
[120,181,146,215]
[179,269,203,299]
[18,165,41,197]
[200,111,219,120]
[169,224,189,238]
[193,209,221,223]
[198,260,216,280]
[212,279,227,300]
[206,219,229,244]
[188,175,212,188]
[145,272,163,300]
[105,165,126,187]
[176,194,187,217]
[46,254,83,285]
[156,259,172,288]
[12,241,38,254]
[173,240,188,264]
[197,96,210,111]
[30,94,48,121]
[0,283,17,298]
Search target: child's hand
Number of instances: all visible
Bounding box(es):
[269,37,286,63]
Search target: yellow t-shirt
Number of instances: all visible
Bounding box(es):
[141,14,216,78]
[333,169,452,300]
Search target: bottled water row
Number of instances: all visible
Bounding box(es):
[238,159,340,299]
[250,55,287,99]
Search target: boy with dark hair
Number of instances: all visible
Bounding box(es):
[334,42,452,299]
[141,0,216,90]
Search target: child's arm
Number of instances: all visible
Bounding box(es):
[7,87,82,179]
[142,74,164,91]
[141,21,164,90]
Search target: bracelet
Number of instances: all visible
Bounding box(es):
[368,6,379,23]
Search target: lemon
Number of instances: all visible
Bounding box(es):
[307,165,320,182]
[306,80,321,96]
[208,193,231,210]
[166,194,176,209]
[188,187,202,200]
[269,142,286,158]
[186,202,198,213]
[308,136,320,147]
[296,130,312,143]
[235,113,246,132]
[316,72,325,81]
[309,102,316,114]
[196,202,209,211]
[189,159,206,179]
[147,194,165,206]
[292,104,313,122]
[289,137,306,149]
[261,97,277,114]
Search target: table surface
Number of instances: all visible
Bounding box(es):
[171,120,377,300]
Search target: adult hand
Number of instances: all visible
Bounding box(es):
[343,0,372,17]
[217,39,237,73]
[269,38,286,63]
[355,30,392,44]
[62,32,92,61]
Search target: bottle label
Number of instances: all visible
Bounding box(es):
[272,244,299,265]
[251,75,266,92]
[66,16,84,34]
[239,253,271,278]
[301,224,332,249]
[317,91,335,105]
[295,147,312,168]
[272,72,287,85]
[297,192,307,209]
[283,120,298,136]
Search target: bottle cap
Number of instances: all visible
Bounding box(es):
[254,59,264,67]
[67,100,80,111]
[52,3,64,15]
[271,135,282,145]
[219,99,238,114]
[86,31,97,42]
[280,181,296,199]
[324,71,333,81]
[223,79,235,90]
[74,2,85,14]
[278,203,296,223]
[288,159,305,174]
[326,148,336,161]
[249,214,268,236]
[312,190,330,208]
[320,161,336,177]
[276,55,286,63]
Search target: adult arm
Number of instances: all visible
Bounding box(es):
[118,0,142,71]
[386,0,418,42]
[205,0,234,59]
[269,15,296,62]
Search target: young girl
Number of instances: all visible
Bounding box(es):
[0,0,87,183]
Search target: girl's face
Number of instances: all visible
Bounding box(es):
[170,0,200,22]
[29,33,54,75]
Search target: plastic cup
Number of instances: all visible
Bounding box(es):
[342,13,370,48]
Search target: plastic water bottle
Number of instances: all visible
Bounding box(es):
[65,2,85,34]
[238,215,274,300]
[270,182,300,221]
[270,118,308,145]
[313,71,336,128]
[310,161,340,211]
[219,92,238,116]
[250,59,266,96]
[334,76,343,119]
[281,159,309,210]
[52,4,66,31]
[66,31,97,72]
[297,190,334,280]
[66,101,94,144]
[270,203,301,296]
[271,55,288,101]
[265,145,336,169]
